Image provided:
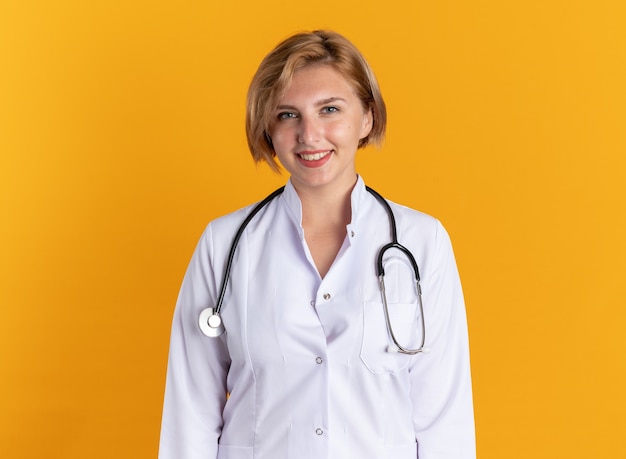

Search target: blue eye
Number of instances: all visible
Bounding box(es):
[278,112,298,120]
[321,106,339,114]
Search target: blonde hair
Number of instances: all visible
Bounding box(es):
[246,30,387,171]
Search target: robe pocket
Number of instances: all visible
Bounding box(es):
[217,444,253,459]
[360,301,419,374]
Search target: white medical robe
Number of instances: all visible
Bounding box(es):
[159,176,475,458]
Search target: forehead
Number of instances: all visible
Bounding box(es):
[278,64,359,103]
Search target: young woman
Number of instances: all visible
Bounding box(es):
[159,30,475,459]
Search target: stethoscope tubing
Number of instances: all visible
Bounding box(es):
[213,186,285,316]
[201,184,427,355]
[367,187,426,354]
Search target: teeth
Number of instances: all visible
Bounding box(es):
[299,151,330,161]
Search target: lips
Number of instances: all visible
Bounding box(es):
[297,150,332,161]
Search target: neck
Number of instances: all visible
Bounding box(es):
[295,176,357,228]
[293,175,358,279]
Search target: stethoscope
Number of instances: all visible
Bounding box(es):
[198,186,428,355]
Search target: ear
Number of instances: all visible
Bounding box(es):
[359,107,374,140]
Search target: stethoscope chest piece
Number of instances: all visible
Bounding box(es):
[198,307,225,337]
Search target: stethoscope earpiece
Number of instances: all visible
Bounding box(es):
[199,307,225,337]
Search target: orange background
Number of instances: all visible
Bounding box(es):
[1,1,625,457]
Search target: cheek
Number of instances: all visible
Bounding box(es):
[327,121,359,145]
[268,126,292,150]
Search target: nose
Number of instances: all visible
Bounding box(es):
[297,116,321,144]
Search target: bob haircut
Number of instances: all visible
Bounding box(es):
[246,30,387,172]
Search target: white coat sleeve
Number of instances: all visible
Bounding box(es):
[159,224,231,459]
[410,221,476,458]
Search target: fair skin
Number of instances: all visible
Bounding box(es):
[268,64,373,278]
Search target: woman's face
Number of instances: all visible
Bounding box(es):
[268,64,373,194]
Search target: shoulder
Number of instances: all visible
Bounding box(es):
[201,190,285,244]
[381,198,456,259]
[205,205,253,237]
[187,201,265,270]
[386,199,445,236]
[358,183,448,244]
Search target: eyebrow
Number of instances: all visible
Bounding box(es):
[276,97,347,110]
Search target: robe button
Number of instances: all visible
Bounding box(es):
[323,293,331,300]
[316,357,323,364]
[315,428,324,435]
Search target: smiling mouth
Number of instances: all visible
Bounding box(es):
[297,150,332,161]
